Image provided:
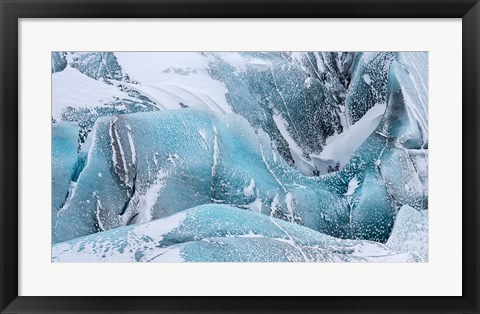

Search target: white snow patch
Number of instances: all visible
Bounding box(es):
[360,52,377,64]
[386,205,428,261]
[344,176,360,196]
[313,103,386,169]
[113,124,129,183]
[272,113,314,174]
[115,52,208,81]
[147,247,185,262]
[114,52,232,113]
[95,197,105,231]
[248,197,263,213]
[52,66,137,120]
[212,127,220,177]
[198,129,208,143]
[58,182,78,212]
[236,231,264,238]
[243,178,255,197]
[367,252,416,262]
[109,122,119,171]
[285,193,295,219]
[135,170,168,224]
[219,52,271,73]
[167,153,180,164]
[270,194,280,216]
[401,85,429,146]
[304,77,313,88]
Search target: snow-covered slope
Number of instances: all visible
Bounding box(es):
[52,204,425,262]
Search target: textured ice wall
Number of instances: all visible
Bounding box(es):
[53,204,424,262]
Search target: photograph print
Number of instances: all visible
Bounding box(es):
[51,52,428,262]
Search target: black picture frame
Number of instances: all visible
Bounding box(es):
[1,0,479,313]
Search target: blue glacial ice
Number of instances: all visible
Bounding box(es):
[52,204,424,262]
[52,122,79,226]
[51,51,428,262]
[54,109,339,243]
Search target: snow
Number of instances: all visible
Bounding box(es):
[52,204,423,262]
[198,129,208,143]
[212,127,219,177]
[270,194,280,216]
[235,231,265,238]
[243,178,255,197]
[115,52,209,83]
[386,205,428,261]
[51,122,79,214]
[248,198,263,213]
[359,52,377,64]
[52,66,136,120]
[109,120,119,176]
[112,119,129,183]
[52,210,187,262]
[95,197,105,231]
[272,113,314,174]
[146,247,185,262]
[59,182,77,213]
[134,209,187,241]
[52,52,428,262]
[135,169,168,224]
[285,193,295,219]
[114,52,232,113]
[401,83,428,145]
[363,74,372,85]
[314,102,386,168]
[53,105,426,245]
[344,176,360,196]
[126,129,136,165]
[219,52,271,73]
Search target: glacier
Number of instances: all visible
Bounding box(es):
[52,204,424,262]
[51,51,428,262]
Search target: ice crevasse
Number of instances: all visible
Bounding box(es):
[52,52,428,261]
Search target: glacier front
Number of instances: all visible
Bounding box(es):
[51,51,428,262]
